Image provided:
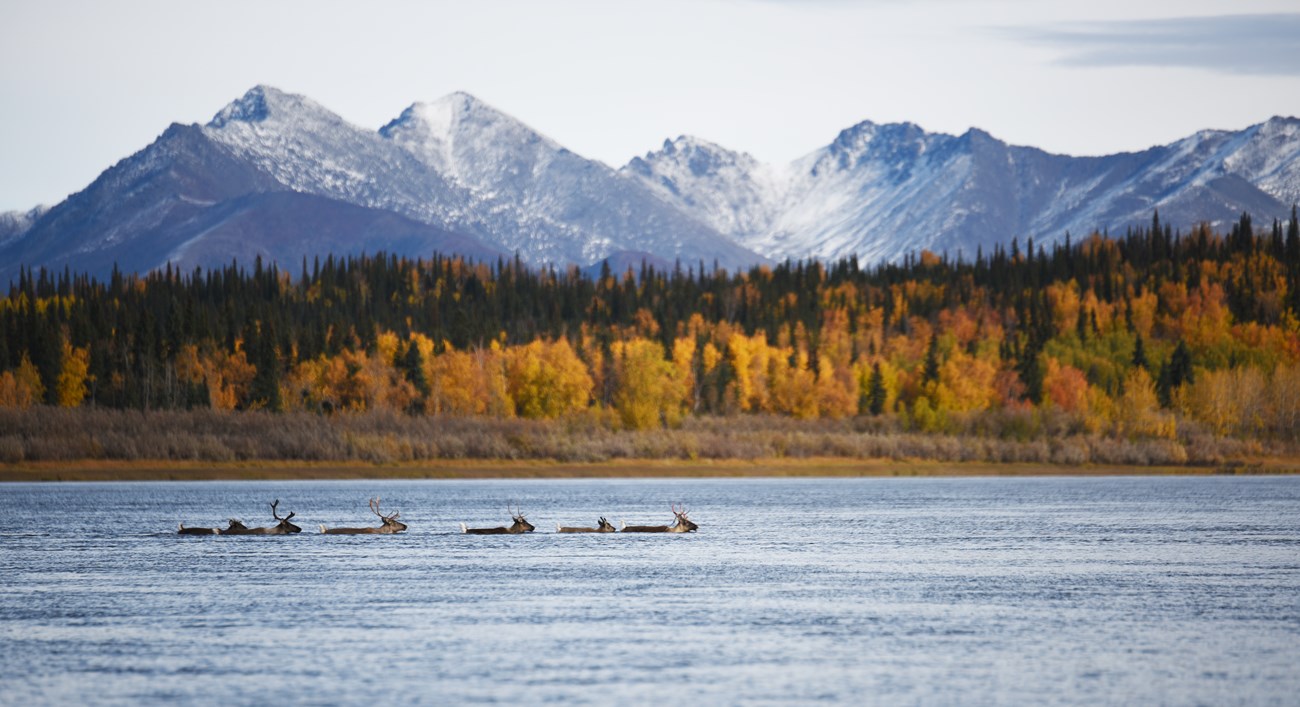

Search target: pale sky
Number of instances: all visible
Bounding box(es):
[2,0,1298,212]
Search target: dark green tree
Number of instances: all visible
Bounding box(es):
[247,320,283,412]
[401,341,430,400]
[1132,335,1149,371]
[922,335,940,384]
[865,362,887,416]
[1156,341,1194,408]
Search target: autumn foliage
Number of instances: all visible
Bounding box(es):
[2,210,1300,450]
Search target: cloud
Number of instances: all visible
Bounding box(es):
[1005,13,1300,76]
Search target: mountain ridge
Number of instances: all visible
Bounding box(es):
[625,114,1300,263]
[2,86,1297,284]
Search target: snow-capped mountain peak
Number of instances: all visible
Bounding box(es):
[623,135,786,238]
[5,85,1296,286]
[207,85,337,129]
[381,91,563,188]
[625,114,1300,265]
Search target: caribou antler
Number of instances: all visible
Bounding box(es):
[270,499,295,522]
[370,497,400,522]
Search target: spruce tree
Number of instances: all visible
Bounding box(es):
[922,335,940,384]
[866,363,887,416]
[1132,335,1149,371]
[402,342,430,399]
[1157,341,1194,408]
[247,320,283,412]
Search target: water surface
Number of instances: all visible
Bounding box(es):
[2,476,1298,704]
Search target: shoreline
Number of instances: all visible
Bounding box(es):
[3,457,1297,482]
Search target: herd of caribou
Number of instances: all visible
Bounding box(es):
[178,499,698,536]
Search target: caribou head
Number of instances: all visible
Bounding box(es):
[670,504,698,532]
[220,500,302,535]
[557,516,617,533]
[621,503,698,533]
[320,497,407,535]
[462,503,535,535]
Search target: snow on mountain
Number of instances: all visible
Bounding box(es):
[625,136,784,239]
[0,205,48,248]
[380,92,761,268]
[624,117,1300,263]
[0,95,502,284]
[5,85,1297,285]
[0,85,761,283]
[202,85,487,237]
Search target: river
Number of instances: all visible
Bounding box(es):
[2,476,1298,704]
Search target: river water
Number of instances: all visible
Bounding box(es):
[1,476,1298,704]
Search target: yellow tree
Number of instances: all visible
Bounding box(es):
[611,337,686,429]
[55,340,91,407]
[1045,282,1082,338]
[815,309,857,418]
[1266,364,1300,438]
[769,347,819,419]
[671,337,698,415]
[506,339,592,419]
[202,349,255,411]
[0,356,44,408]
[727,332,756,412]
[1113,367,1175,439]
[938,350,999,413]
[480,343,515,417]
[1178,367,1266,436]
[815,356,857,419]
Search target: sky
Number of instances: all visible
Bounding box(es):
[2,0,1299,212]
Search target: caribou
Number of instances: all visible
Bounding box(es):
[319,498,407,534]
[219,500,303,535]
[462,504,535,535]
[556,517,617,533]
[620,504,698,533]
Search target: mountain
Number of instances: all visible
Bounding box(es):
[0,86,760,284]
[3,86,1298,284]
[0,205,48,248]
[377,92,758,267]
[624,117,1300,263]
[0,92,506,284]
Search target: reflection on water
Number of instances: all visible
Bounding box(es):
[2,476,1298,703]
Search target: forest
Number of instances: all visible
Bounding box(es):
[1,209,1299,465]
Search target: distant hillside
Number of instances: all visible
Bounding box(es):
[2,85,1297,282]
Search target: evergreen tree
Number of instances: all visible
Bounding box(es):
[922,335,940,384]
[865,362,887,416]
[1156,341,1194,408]
[402,342,430,400]
[1018,341,1043,404]
[1132,335,1149,371]
[247,320,283,411]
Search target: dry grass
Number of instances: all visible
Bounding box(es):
[1,407,1296,481]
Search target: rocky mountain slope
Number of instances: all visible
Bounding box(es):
[625,117,1300,262]
[3,85,1296,284]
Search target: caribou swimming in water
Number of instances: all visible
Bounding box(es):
[319,498,407,534]
[219,500,302,535]
[462,505,535,535]
[620,504,698,533]
[556,517,617,533]
[179,500,301,535]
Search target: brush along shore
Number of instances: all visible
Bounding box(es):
[2,408,1296,481]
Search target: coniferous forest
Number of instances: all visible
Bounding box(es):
[2,210,1299,466]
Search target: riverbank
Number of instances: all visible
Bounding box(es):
[3,456,1296,482]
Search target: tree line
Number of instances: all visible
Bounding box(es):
[2,208,1299,442]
